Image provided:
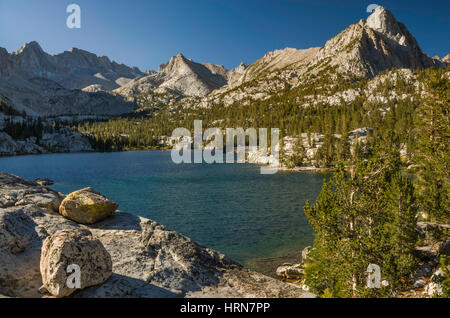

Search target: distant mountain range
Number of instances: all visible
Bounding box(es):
[0,41,142,116]
[0,6,447,117]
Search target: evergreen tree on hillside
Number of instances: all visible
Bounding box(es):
[379,173,418,290]
[414,68,450,222]
[336,131,351,162]
[304,146,418,297]
[314,133,336,167]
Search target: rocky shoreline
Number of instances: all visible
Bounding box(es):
[0,128,93,156]
[0,172,316,298]
[245,251,305,279]
[0,143,328,175]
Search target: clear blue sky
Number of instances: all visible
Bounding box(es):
[0,0,449,71]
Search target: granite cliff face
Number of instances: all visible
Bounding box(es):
[0,76,137,116]
[193,6,446,109]
[0,172,316,298]
[0,42,141,116]
[116,53,229,98]
[235,47,319,85]
[4,42,143,90]
[311,6,443,78]
[0,129,93,156]
[197,47,320,108]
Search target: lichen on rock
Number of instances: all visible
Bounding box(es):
[40,229,112,297]
[59,187,119,224]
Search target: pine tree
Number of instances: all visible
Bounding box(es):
[304,146,419,297]
[378,172,418,291]
[337,131,351,162]
[304,162,369,297]
[414,68,449,222]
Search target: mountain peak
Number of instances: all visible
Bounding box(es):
[13,41,44,55]
[367,6,395,30]
[235,61,248,73]
[120,54,229,98]
[366,6,409,46]
[68,47,83,53]
[158,53,189,72]
[312,6,440,78]
[172,53,189,63]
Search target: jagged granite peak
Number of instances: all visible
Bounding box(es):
[3,41,145,90]
[235,62,248,74]
[12,41,45,55]
[366,6,410,46]
[443,54,450,63]
[225,62,249,86]
[195,8,447,109]
[312,6,442,78]
[159,53,193,73]
[54,47,145,86]
[117,54,229,98]
[158,53,185,71]
[0,42,141,116]
[2,8,447,115]
[201,7,446,109]
[10,41,56,75]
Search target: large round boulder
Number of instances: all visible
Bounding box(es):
[40,229,112,297]
[59,187,118,224]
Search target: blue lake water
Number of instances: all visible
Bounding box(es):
[0,151,327,266]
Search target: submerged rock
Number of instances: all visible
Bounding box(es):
[59,187,118,224]
[40,229,112,297]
